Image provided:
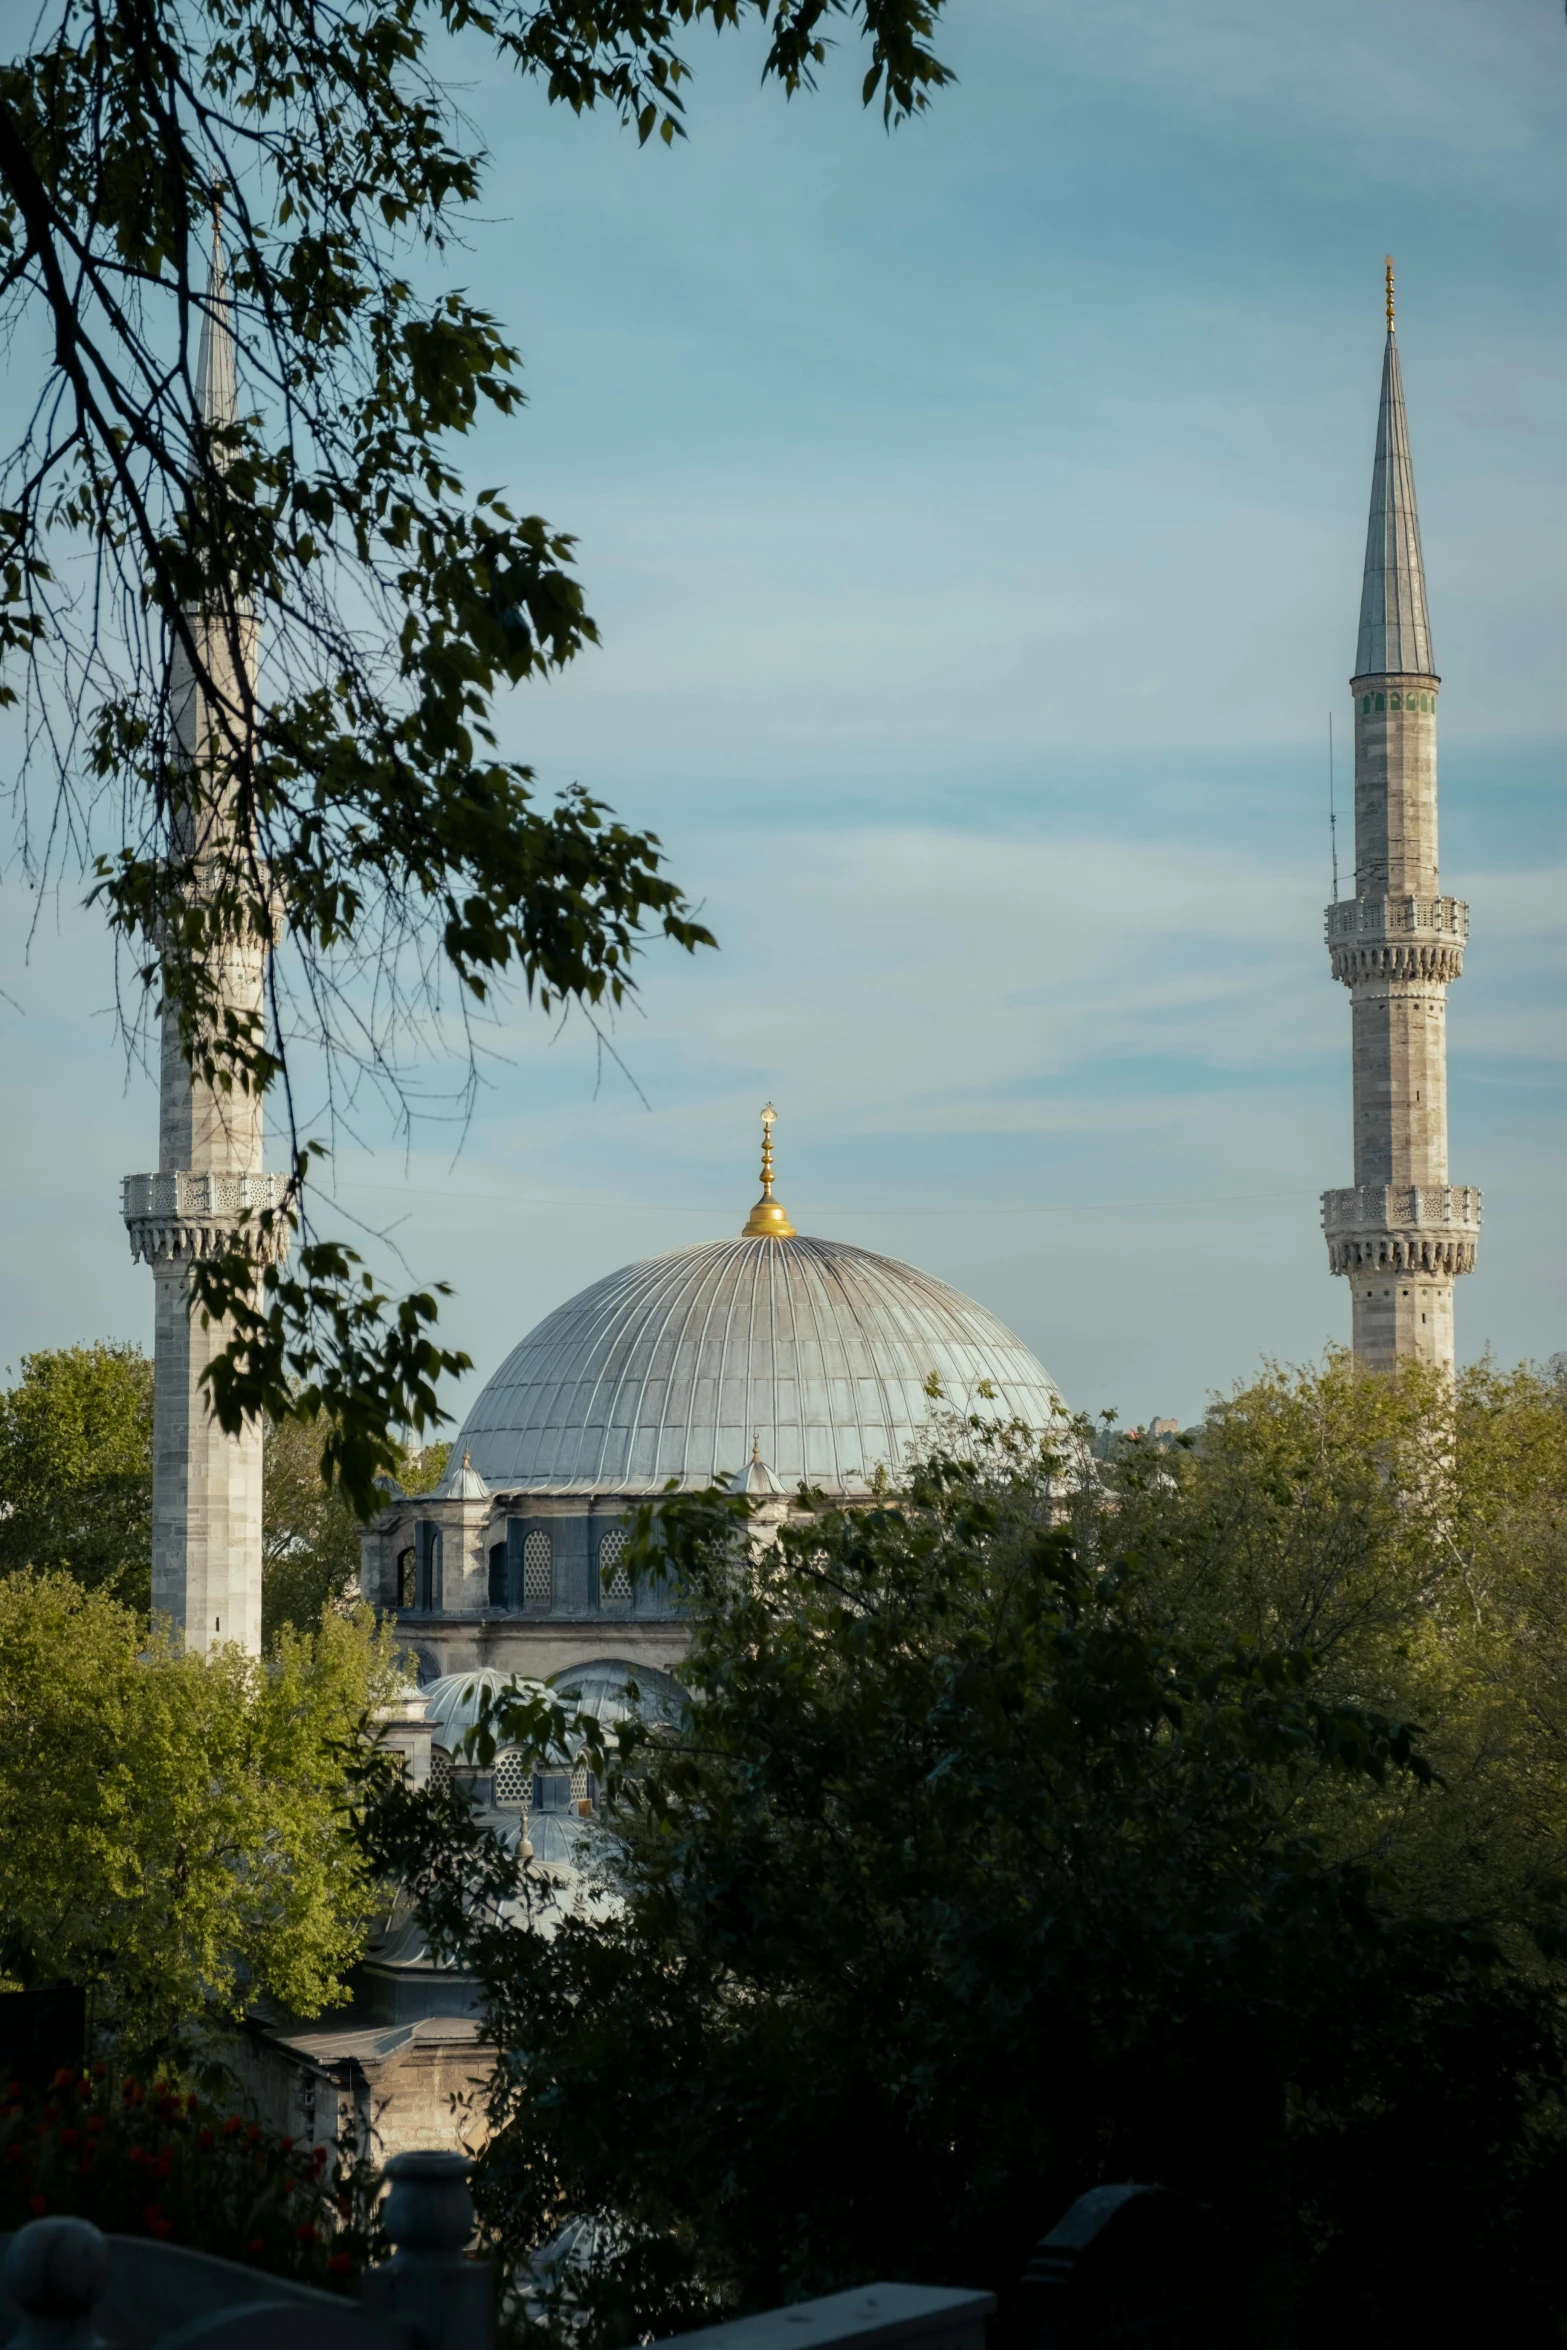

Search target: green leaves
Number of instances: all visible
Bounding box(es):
[0,1574,404,2041]
[0,1345,155,1606]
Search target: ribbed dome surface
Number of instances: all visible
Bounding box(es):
[456,1234,1062,1496]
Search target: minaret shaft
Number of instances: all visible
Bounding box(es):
[122,236,283,1653]
[1321,289,1479,1371]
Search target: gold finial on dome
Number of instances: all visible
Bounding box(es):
[1385,254,1395,332]
[741,1101,796,1238]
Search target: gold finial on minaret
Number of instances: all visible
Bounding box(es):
[741,1101,796,1238]
[1385,255,1395,332]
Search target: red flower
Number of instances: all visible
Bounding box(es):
[295,2223,317,2244]
[59,2129,79,2150]
[221,2117,244,2138]
[144,2207,173,2241]
[129,2146,149,2168]
[197,2129,214,2152]
[51,2069,73,2089]
[152,2080,170,2098]
[247,2237,265,2256]
[41,2104,59,2122]
[246,2125,261,2145]
[327,2255,352,2276]
[154,2153,172,2180]
[28,2196,46,2217]
[91,2064,106,2080]
[279,2136,294,2153]
[86,2116,105,2137]
[186,2095,199,2114]
[121,2079,139,2099]
[311,2147,329,2172]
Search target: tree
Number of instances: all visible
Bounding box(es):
[374,1418,1567,2348]
[263,1419,447,1641]
[1092,1352,1567,1928]
[0,1343,154,1606]
[0,0,955,1505]
[0,1569,403,2045]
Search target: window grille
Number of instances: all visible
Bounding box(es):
[493,1749,530,1807]
[569,1757,591,1813]
[396,1550,416,1608]
[430,1745,454,1796]
[599,1526,631,1605]
[523,1528,552,1606]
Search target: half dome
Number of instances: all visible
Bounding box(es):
[455,1233,1062,1497]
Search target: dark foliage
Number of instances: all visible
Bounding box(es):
[366,1426,1567,2347]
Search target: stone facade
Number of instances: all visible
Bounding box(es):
[361,1480,691,1693]
[1322,289,1479,1371]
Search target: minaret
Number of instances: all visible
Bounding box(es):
[1321,263,1480,1371]
[121,226,284,1651]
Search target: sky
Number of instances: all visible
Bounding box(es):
[3,0,1566,1431]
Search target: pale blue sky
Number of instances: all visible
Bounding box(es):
[3,0,1566,1429]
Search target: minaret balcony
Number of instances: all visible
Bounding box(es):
[1321,1183,1481,1278]
[1325,894,1467,985]
[122,1169,291,1265]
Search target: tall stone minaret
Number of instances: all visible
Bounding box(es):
[1321,263,1480,1372]
[121,229,284,1651]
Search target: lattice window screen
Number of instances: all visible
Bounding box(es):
[600,1526,630,1605]
[494,1749,530,1807]
[570,1757,590,1812]
[523,1529,552,1605]
[430,1746,454,1796]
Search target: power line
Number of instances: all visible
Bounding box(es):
[321,1181,1317,1219]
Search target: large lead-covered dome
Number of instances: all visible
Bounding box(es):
[456,1232,1062,1497]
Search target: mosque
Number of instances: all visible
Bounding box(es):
[120,244,1477,2158]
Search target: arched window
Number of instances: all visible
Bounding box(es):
[396,1549,416,1608]
[487,1541,508,1609]
[493,1750,530,1808]
[430,1745,454,1797]
[599,1526,631,1607]
[569,1757,591,1814]
[414,1521,443,1613]
[523,1528,552,1608]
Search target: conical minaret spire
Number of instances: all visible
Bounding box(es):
[1355,263,1434,678]
[1320,263,1480,1371]
[121,219,285,1653]
[194,212,237,434]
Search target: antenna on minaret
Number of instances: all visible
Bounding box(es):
[1328,711,1339,901]
[1385,254,1395,333]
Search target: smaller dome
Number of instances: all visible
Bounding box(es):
[729,1439,785,1498]
[555,1657,686,1731]
[422,1666,540,1753]
[435,1448,490,1501]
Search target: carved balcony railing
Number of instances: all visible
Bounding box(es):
[1321,1183,1482,1277]
[122,1170,292,1266]
[1324,895,1468,985]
